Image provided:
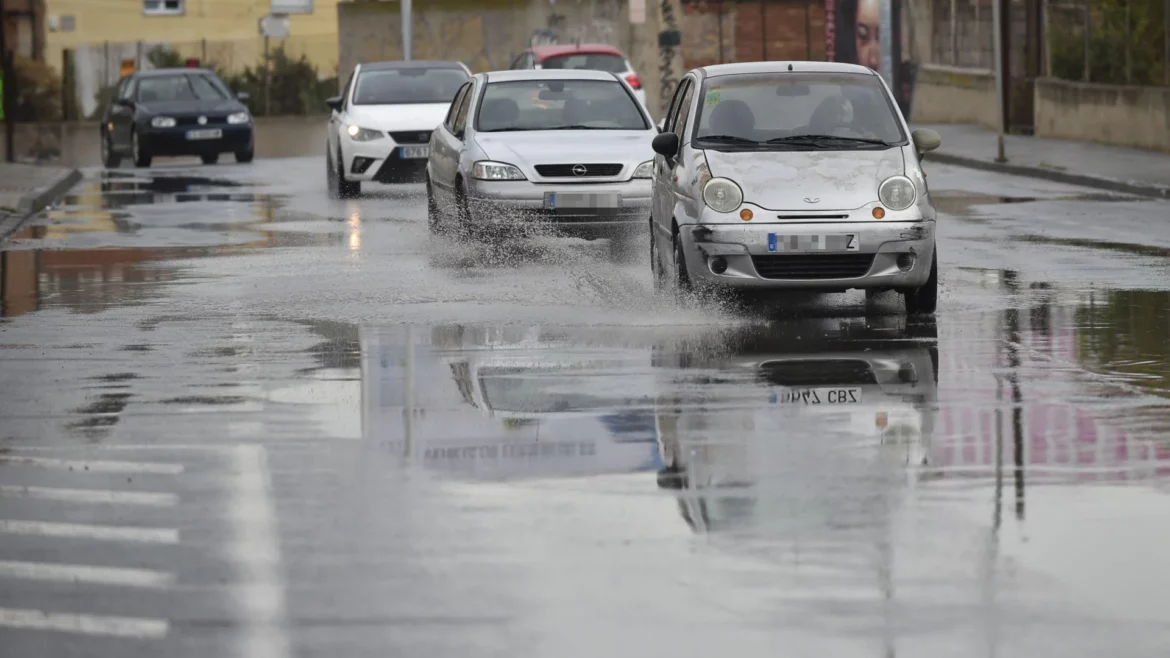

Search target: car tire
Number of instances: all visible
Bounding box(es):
[454,180,475,239]
[201,153,219,165]
[100,131,121,169]
[336,148,360,199]
[673,230,693,296]
[131,129,152,168]
[650,226,668,292]
[235,148,254,164]
[902,250,938,315]
[426,180,444,233]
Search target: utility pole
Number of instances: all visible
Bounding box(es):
[402,0,412,61]
[0,0,15,163]
[992,0,1008,162]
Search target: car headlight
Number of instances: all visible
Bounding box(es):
[227,112,250,125]
[472,161,526,181]
[632,160,654,179]
[345,125,383,141]
[150,116,176,128]
[702,177,743,213]
[878,175,916,211]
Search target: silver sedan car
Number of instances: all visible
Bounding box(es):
[650,61,942,314]
[425,69,657,247]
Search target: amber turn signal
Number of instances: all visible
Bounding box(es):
[740,209,753,221]
[872,207,886,219]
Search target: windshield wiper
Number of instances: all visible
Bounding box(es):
[765,134,894,147]
[697,134,760,145]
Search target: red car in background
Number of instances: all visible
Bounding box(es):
[508,44,648,108]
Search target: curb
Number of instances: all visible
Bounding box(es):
[929,152,1170,200]
[0,168,83,241]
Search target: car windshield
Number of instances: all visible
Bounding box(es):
[352,67,469,105]
[136,74,230,102]
[693,72,907,150]
[539,53,627,73]
[476,79,648,132]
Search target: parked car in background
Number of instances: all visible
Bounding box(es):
[509,44,647,108]
[326,60,472,198]
[425,69,657,254]
[649,61,942,314]
[100,68,254,168]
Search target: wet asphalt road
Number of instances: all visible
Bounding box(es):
[3,156,1170,657]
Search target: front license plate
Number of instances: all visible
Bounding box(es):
[186,129,222,141]
[400,146,429,159]
[767,233,859,253]
[770,387,863,405]
[544,192,622,210]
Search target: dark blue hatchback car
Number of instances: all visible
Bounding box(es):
[100,68,255,168]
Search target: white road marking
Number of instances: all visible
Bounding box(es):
[228,445,290,658]
[0,520,179,544]
[0,485,179,507]
[0,606,169,639]
[0,456,184,475]
[0,560,174,588]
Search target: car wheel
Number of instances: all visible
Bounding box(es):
[454,180,475,239]
[235,148,254,164]
[650,227,668,292]
[336,148,360,199]
[902,250,938,315]
[100,131,121,168]
[131,130,152,168]
[673,230,693,296]
[201,153,219,165]
[426,180,444,233]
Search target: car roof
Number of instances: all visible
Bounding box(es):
[697,61,877,79]
[135,67,217,77]
[529,44,625,60]
[358,60,468,71]
[483,68,620,83]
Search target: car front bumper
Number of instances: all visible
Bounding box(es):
[140,125,253,155]
[679,220,936,291]
[341,134,430,183]
[465,178,652,235]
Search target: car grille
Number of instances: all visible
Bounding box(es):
[759,360,877,387]
[751,254,875,280]
[175,115,228,126]
[534,163,623,177]
[389,130,432,144]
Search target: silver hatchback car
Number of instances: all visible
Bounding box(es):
[426,69,657,246]
[650,61,942,314]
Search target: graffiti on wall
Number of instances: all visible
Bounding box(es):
[534,0,620,48]
[658,0,682,112]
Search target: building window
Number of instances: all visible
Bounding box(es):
[143,0,184,16]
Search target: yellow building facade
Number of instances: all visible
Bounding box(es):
[42,0,343,76]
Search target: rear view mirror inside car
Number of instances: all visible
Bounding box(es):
[776,84,811,96]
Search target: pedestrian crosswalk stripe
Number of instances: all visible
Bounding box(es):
[0,520,179,544]
[0,456,184,475]
[0,485,179,507]
[0,606,169,638]
[0,560,174,588]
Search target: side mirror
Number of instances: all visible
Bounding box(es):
[652,132,679,158]
[325,96,343,112]
[237,91,251,102]
[912,128,941,156]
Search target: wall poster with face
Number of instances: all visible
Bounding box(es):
[825,0,918,119]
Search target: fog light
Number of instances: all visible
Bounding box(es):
[351,156,375,174]
[709,256,728,274]
[896,252,916,271]
[872,207,886,219]
[740,208,753,221]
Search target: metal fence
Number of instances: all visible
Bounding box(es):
[1046,0,1169,85]
[67,33,339,120]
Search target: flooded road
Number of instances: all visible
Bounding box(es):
[3,158,1170,657]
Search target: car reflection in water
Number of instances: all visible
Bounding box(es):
[653,316,939,533]
[361,324,662,480]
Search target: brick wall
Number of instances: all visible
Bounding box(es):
[734,1,826,63]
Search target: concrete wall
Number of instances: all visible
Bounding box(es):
[0,117,330,169]
[1034,78,1170,153]
[909,64,999,129]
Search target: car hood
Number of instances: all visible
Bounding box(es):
[137,99,246,116]
[702,148,906,211]
[345,103,452,131]
[474,131,656,175]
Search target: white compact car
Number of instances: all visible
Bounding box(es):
[508,44,648,109]
[325,59,471,198]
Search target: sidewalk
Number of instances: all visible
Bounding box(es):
[0,163,82,240]
[913,123,1170,199]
